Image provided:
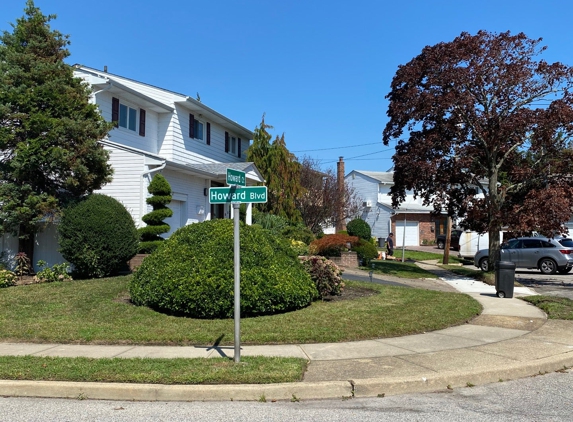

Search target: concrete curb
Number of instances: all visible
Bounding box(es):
[0,380,352,402]
[0,352,571,402]
[353,352,573,398]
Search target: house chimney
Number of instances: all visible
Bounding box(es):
[336,156,346,232]
[104,65,108,73]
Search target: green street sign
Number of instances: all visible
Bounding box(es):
[226,168,246,187]
[209,186,267,204]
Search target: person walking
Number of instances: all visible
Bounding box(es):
[386,233,394,256]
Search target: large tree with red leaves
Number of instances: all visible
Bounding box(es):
[382,30,573,268]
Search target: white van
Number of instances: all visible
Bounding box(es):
[457,231,503,260]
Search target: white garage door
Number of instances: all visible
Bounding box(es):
[395,221,419,247]
[164,200,183,238]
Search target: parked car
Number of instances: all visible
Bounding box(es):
[474,237,573,275]
[436,229,463,250]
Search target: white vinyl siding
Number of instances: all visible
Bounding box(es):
[99,92,159,154]
[95,145,144,225]
[34,224,68,271]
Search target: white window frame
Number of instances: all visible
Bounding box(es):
[118,100,138,132]
[194,119,204,141]
[230,136,236,154]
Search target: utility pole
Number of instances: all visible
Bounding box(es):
[442,216,452,265]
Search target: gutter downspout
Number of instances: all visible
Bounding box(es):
[139,162,167,225]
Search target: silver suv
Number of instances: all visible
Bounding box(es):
[474,237,573,275]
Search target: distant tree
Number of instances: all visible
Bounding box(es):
[0,1,113,262]
[296,156,360,235]
[138,173,173,253]
[246,115,302,222]
[383,30,573,269]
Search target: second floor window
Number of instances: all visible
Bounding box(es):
[194,120,204,140]
[119,104,137,131]
[112,97,146,137]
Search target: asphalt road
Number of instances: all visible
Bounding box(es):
[1,370,572,421]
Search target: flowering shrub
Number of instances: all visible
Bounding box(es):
[0,269,17,288]
[309,233,359,257]
[34,261,73,283]
[299,255,344,299]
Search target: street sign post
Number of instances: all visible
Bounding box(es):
[209,186,267,204]
[208,185,267,363]
[226,168,246,187]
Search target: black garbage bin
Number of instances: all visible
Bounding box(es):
[495,261,515,298]
[378,237,384,247]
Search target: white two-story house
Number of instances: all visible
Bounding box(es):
[346,170,440,247]
[0,65,264,269]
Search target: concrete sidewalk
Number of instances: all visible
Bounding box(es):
[1,264,572,402]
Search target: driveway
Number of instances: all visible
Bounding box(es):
[514,270,573,300]
[406,245,573,300]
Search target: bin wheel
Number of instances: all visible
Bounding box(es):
[497,291,505,298]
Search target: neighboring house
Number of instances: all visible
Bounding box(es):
[346,170,440,247]
[0,65,264,270]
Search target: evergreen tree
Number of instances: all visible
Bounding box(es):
[0,1,114,261]
[246,115,302,221]
[138,173,173,253]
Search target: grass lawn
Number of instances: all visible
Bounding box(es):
[367,249,465,279]
[0,355,307,384]
[522,296,573,320]
[0,276,481,345]
[0,265,484,384]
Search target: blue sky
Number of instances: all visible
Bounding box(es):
[3,0,573,173]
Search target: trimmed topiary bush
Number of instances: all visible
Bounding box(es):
[352,239,379,264]
[58,194,139,278]
[346,218,372,241]
[129,219,318,319]
[138,174,173,253]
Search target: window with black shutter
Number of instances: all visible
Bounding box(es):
[139,109,146,137]
[206,122,211,145]
[112,97,119,127]
[189,114,195,139]
[225,131,229,153]
[237,138,241,157]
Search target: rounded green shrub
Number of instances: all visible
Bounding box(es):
[58,194,139,278]
[352,239,379,264]
[346,218,372,241]
[129,219,318,319]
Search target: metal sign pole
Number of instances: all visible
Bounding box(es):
[233,202,241,363]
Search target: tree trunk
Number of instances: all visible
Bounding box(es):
[442,215,452,265]
[18,225,35,273]
[487,167,502,271]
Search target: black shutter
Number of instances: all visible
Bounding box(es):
[139,109,146,136]
[112,97,119,127]
[237,138,241,157]
[189,114,195,138]
[206,122,211,145]
[225,131,229,153]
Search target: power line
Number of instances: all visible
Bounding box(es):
[291,141,381,153]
